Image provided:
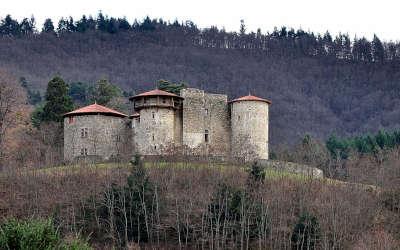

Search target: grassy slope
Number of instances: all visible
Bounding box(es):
[28,161,378,193]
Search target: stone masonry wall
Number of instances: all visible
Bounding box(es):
[63,115,128,162]
[134,107,176,155]
[181,88,230,156]
[231,101,269,160]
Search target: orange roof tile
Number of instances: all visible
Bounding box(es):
[229,95,271,104]
[129,89,183,100]
[63,103,127,117]
[129,112,140,118]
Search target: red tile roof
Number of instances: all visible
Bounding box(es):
[129,112,140,118]
[229,95,271,104]
[63,103,127,118]
[129,89,183,100]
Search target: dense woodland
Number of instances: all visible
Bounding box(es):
[2,13,400,249]
[1,14,400,146]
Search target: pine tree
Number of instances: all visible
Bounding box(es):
[96,12,108,32]
[291,212,320,249]
[372,34,385,63]
[89,79,121,105]
[0,15,20,36]
[42,18,55,33]
[19,17,35,35]
[118,17,131,31]
[240,19,246,35]
[76,15,88,32]
[157,79,186,95]
[41,76,74,123]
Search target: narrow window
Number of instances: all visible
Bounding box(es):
[68,116,74,124]
[152,134,155,141]
[238,115,241,121]
[205,129,209,143]
[152,112,155,119]
[154,145,157,150]
[205,108,209,115]
[84,128,88,137]
[84,148,88,155]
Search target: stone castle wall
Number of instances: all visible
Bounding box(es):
[230,101,269,160]
[134,107,176,155]
[64,115,129,162]
[64,88,270,163]
[180,88,230,156]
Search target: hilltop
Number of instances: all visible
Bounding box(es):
[1,15,400,146]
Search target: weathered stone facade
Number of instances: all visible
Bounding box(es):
[64,88,271,162]
[63,114,129,162]
[181,88,231,156]
[230,100,269,160]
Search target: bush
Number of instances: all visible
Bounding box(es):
[59,237,92,250]
[0,219,59,250]
[291,212,320,250]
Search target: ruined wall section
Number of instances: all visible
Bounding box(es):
[64,115,129,162]
[181,88,230,157]
[230,101,269,160]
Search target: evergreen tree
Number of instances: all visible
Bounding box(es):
[57,18,69,33]
[157,79,186,95]
[69,82,89,103]
[106,17,118,34]
[41,76,74,123]
[291,212,320,249]
[240,19,246,35]
[42,18,55,33]
[89,79,121,105]
[372,34,385,62]
[96,12,108,32]
[67,17,76,32]
[19,17,35,35]
[139,16,156,31]
[76,15,88,32]
[0,15,20,36]
[118,17,131,31]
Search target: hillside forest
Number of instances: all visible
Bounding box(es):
[0,14,400,146]
[1,13,400,249]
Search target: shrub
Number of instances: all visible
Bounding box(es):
[59,237,92,250]
[291,212,320,250]
[0,218,59,250]
[247,161,265,184]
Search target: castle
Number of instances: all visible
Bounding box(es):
[63,88,271,162]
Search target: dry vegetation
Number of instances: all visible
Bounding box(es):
[1,160,399,249]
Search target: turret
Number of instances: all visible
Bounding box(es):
[229,95,271,161]
[129,89,183,155]
[63,103,128,162]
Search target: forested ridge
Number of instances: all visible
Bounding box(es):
[1,14,400,145]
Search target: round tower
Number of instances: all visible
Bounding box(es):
[63,103,128,163]
[129,89,183,155]
[229,94,271,161]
